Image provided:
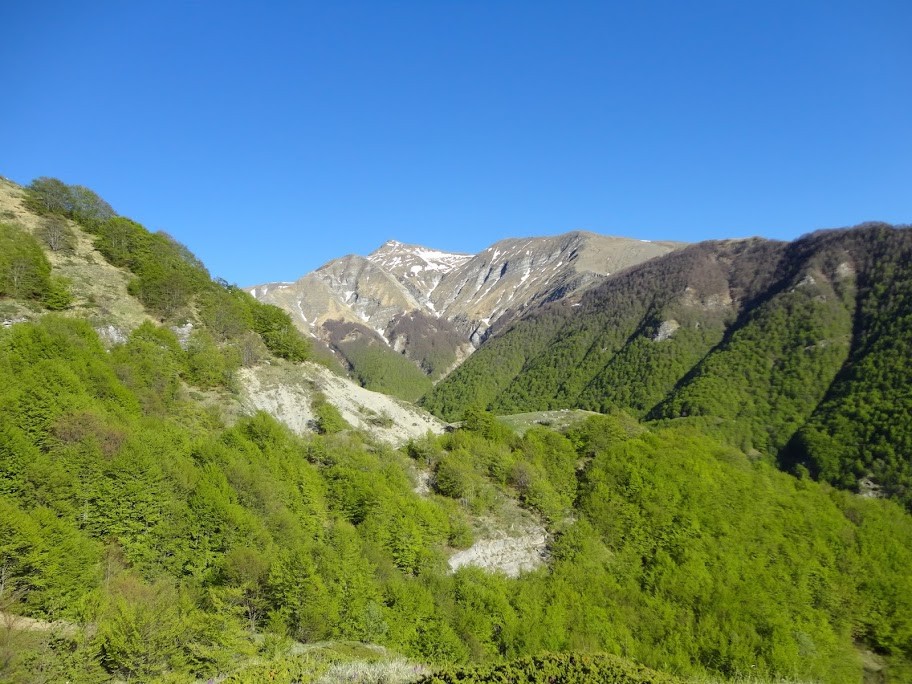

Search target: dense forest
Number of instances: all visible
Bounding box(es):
[4,314,912,683]
[424,225,912,511]
[2,178,912,683]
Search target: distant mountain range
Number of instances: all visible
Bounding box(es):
[249,232,681,397]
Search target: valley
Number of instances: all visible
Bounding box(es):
[1,175,911,683]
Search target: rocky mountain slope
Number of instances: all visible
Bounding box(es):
[249,232,682,393]
[240,360,445,445]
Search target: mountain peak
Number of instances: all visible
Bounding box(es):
[367,240,473,281]
[251,230,684,392]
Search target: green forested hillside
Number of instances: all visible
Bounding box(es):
[0,317,468,681]
[2,180,912,683]
[424,224,912,510]
[422,238,784,420]
[419,652,682,683]
[2,317,911,682]
[0,221,73,310]
[780,227,912,507]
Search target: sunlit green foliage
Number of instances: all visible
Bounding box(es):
[420,305,567,419]
[3,316,912,682]
[25,176,116,225]
[22,177,310,366]
[421,238,775,421]
[653,270,853,453]
[334,331,433,401]
[0,317,467,681]
[425,414,578,521]
[249,300,311,362]
[184,328,240,388]
[417,413,912,682]
[782,227,912,509]
[312,392,349,435]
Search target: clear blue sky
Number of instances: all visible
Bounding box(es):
[2,1,909,286]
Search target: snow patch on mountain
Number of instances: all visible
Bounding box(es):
[249,231,684,383]
[368,240,472,281]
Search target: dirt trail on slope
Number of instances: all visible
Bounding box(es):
[1,611,78,636]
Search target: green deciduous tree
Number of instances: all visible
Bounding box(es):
[0,224,53,301]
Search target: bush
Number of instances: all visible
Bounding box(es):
[0,223,53,302]
[25,177,115,225]
[250,301,310,362]
[419,652,682,683]
[312,394,348,434]
[43,276,73,310]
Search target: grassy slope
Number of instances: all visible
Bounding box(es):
[0,177,149,333]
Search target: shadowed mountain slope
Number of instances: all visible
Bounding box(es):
[424,223,912,509]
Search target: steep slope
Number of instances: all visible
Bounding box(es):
[8,313,912,683]
[248,255,423,335]
[424,223,912,510]
[0,176,440,445]
[367,239,473,304]
[240,360,446,444]
[421,236,782,421]
[779,227,912,505]
[250,232,682,392]
[250,250,476,399]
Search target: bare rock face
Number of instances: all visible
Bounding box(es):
[312,254,423,329]
[249,255,422,336]
[653,319,680,341]
[367,240,473,306]
[423,232,680,342]
[249,231,683,381]
[447,528,548,577]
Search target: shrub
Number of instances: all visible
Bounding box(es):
[0,223,53,301]
[312,394,349,434]
[418,652,682,683]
